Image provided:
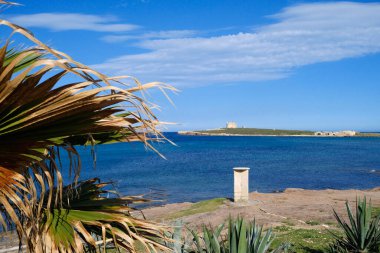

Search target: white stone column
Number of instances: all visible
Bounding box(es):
[233,167,250,202]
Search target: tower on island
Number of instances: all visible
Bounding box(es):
[226,121,237,129]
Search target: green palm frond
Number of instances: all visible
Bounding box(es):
[33,178,168,253]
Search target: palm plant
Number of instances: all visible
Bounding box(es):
[329,197,380,252]
[42,178,168,252]
[0,3,175,252]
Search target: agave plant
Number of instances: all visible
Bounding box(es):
[0,3,176,252]
[227,217,289,253]
[187,217,289,253]
[329,197,380,253]
[164,220,188,253]
[189,223,225,253]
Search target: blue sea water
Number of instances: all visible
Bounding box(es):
[72,133,380,203]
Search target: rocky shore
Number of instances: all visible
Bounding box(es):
[2,188,379,252]
[140,187,380,229]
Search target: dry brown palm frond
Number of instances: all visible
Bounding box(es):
[0,29,176,167]
[0,166,28,231]
[0,1,19,6]
[44,178,169,253]
[18,176,170,253]
[0,16,176,253]
[0,43,173,239]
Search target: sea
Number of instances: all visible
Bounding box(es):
[70,133,380,204]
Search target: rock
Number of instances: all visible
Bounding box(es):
[284,188,304,193]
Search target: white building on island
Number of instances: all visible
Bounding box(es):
[226,121,237,128]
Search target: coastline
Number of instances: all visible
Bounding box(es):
[177,131,379,137]
[179,132,323,137]
[136,187,380,252]
[140,187,380,228]
[2,188,379,252]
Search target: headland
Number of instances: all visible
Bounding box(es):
[178,127,380,137]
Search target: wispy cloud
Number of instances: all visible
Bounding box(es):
[8,13,139,32]
[102,30,197,43]
[93,2,380,87]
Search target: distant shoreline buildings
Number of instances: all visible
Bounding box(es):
[179,122,360,137]
[314,130,356,137]
[225,122,356,136]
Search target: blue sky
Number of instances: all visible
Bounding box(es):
[2,0,380,131]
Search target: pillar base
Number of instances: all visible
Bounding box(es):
[233,167,250,202]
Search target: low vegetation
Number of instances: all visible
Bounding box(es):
[329,198,380,252]
[163,198,380,253]
[355,132,380,137]
[272,226,337,253]
[167,217,290,253]
[305,220,321,226]
[372,206,380,218]
[167,198,226,220]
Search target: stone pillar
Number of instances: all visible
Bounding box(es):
[233,167,250,202]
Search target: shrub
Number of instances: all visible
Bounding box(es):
[329,197,380,252]
[186,217,290,253]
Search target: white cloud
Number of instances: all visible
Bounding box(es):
[102,30,197,43]
[8,13,138,32]
[93,2,380,87]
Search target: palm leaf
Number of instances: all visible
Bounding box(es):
[0,13,176,253]
[36,178,168,252]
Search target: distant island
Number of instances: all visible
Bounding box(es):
[178,122,380,137]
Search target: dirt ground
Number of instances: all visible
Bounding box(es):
[1,188,379,252]
[141,188,380,229]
